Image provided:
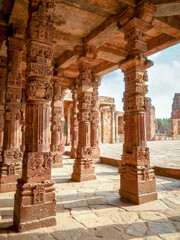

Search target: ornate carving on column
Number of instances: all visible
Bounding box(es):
[50,78,64,168]
[71,84,79,158]
[71,45,97,182]
[0,24,24,193]
[91,76,101,162]
[66,103,72,146]
[13,0,56,232]
[0,57,6,161]
[98,108,102,144]
[115,112,119,143]
[119,2,157,204]
[110,104,116,143]
[101,109,106,143]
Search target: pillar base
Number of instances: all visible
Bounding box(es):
[13,179,56,232]
[14,214,56,232]
[0,162,22,192]
[71,172,96,182]
[119,189,158,205]
[92,147,100,163]
[120,165,157,204]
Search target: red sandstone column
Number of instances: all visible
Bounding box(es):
[51,78,64,168]
[13,0,56,232]
[119,2,157,204]
[0,57,6,161]
[71,84,79,158]
[101,109,106,143]
[110,104,116,143]
[66,104,71,146]
[98,109,102,144]
[0,25,24,193]
[115,112,119,143]
[71,45,97,181]
[91,76,101,162]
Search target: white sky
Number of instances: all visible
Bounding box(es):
[99,43,180,119]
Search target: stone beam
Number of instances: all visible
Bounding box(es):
[118,0,136,7]
[93,61,118,76]
[84,7,134,48]
[56,50,77,69]
[156,16,180,31]
[146,33,176,55]
[154,18,180,39]
[97,45,127,63]
[155,2,180,17]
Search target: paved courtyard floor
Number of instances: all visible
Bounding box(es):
[0,156,180,240]
[100,140,180,169]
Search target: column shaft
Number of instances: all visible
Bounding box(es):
[71,84,79,158]
[91,77,101,162]
[110,104,115,143]
[0,27,24,192]
[66,104,71,146]
[13,0,56,232]
[72,46,97,181]
[119,2,157,204]
[51,79,64,168]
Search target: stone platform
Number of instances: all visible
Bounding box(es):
[0,156,180,240]
[100,140,180,169]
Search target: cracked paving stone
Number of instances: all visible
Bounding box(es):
[124,221,147,237]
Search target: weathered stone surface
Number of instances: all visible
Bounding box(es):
[125,221,147,237]
[122,200,172,212]
[147,221,176,235]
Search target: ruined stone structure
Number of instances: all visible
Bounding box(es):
[169,93,180,139]
[0,0,179,233]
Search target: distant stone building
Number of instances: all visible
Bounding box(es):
[169,93,180,139]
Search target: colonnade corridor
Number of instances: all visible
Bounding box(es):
[0,0,180,237]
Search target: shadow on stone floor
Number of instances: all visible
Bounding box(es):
[0,217,180,240]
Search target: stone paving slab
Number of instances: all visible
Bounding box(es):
[99,140,180,169]
[0,156,180,240]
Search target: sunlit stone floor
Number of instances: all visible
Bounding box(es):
[0,156,180,240]
[99,140,180,169]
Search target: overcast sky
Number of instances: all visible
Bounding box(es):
[99,43,180,119]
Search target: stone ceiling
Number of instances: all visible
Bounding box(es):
[0,0,180,81]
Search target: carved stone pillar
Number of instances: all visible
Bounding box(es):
[71,45,97,182]
[13,0,56,232]
[50,78,64,168]
[101,109,106,143]
[110,104,115,143]
[0,25,24,193]
[98,109,102,144]
[119,3,157,204]
[0,57,6,161]
[66,104,71,146]
[71,84,79,158]
[91,76,101,162]
[115,112,119,143]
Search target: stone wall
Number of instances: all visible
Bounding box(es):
[169,93,180,139]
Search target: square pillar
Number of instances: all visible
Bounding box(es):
[71,84,79,158]
[13,0,56,232]
[119,2,157,204]
[71,45,97,182]
[0,25,24,193]
[50,78,64,168]
[91,76,101,162]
